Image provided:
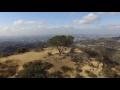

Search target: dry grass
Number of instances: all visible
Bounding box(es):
[0,47,106,78]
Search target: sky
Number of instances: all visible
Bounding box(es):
[0,12,120,36]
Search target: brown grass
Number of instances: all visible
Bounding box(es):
[0,47,105,78]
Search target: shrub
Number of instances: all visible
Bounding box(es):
[115,65,120,71]
[85,70,97,78]
[71,55,84,63]
[61,66,74,73]
[69,47,75,53]
[17,47,29,54]
[0,53,10,58]
[88,63,95,67]
[5,60,13,64]
[47,52,52,56]
[103,65,119,78]
[0,63,8,69]
[6,66,18,76]
[39,46,44,51]
[34,48,40,52]
[75,73,84,78]
[47,71,64,78]
[80,47,99,57]
[0,64,18,78]
[18,60,53,78]
[76,67,82,72]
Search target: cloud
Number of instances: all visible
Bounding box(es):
[109,12,118,15]
[98,12,105,14]
[73,13,99,24]
[99,24,120,29]
[2,24,120,36]
[98,12,118,15]
[65,12,76,18]
[13,20,46,25]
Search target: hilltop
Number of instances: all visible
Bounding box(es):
[0,47,120,78]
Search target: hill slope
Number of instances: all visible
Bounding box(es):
[0,47,119,78]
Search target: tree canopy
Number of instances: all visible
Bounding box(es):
[48,35,74,55]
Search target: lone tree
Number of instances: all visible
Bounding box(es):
[48,35,74,55]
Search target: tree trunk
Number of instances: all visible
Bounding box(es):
[58,48,62,56]
[57,46,63,56]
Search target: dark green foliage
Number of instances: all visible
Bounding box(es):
[71,55,84,63]
[6,66,18,76]
[0,63,18,78]
[17,47,29,54]
[47,52,52,56]
[88,63,95,67]
[47,71,64,78]
[48,35,74,55]
[85,70,97,78]
[19,60,53,78]
[115,65,120,71]
[80,47,99,57]
[103,64,119,78]
[0,53,10,58]
[5,60,13,64]
[61,66,73,73]
[34,48,40,52]
[0,63,8,69]
[76,67,82,72]
[69,47,75,53]
[75,73,84,78]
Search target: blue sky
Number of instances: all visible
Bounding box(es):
[0,12,120,36]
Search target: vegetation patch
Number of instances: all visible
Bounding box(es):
[85,70,97,78]
[61,66,74,73]
[71,54,84,63]
[76,67,82,72]
[0,53,10,58]
[18,60,53,78]
[16,47,29,54]
[80,47,99,58]
[47,52,52,56]
[47,71,64,78]
[0,62,18,78]
[103,65,119,78]
[5,60,13,64]
[75,73,84,78]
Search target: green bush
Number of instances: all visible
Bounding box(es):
[80,48,99,57]
[75,73,84,78]
[71,55,84,63]
[47,71,64,78]
[69,47,75,53]
[47,52,52,56]
[61,66,73,73]
[85,70,97,78]
[6,66,18,76]
[115,65,120,71]
[17,47,29,54]
[0,63,18,78]
[0,53,10,58]
[0,63,8,69]
[18,60,53,78]
[76,67,82,72]
[103,65,119,78]
[5,60,13,64]
[88,63,95,67]
[34,48,40,52]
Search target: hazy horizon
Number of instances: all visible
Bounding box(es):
[0,12,120,36]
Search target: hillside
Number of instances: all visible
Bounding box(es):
[0,47,120,78]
